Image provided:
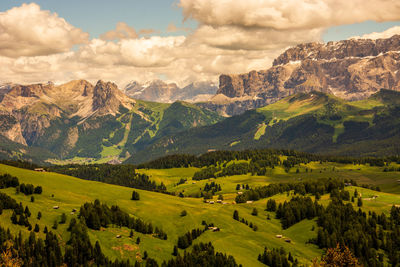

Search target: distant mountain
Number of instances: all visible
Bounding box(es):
[0,80,222,163]
[201,35,400,116]
[126,90,400,163]
[124,80,218,103]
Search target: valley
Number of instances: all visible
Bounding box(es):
[3,1,400,267]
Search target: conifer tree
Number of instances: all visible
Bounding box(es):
[233,210,239,220]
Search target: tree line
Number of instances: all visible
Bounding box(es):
[51,164,167,192]
[311,200,400,266]
[257,247,298,267]
[235,178,350,203]
[267,192,400,266]
[233,210,258,231]
[0,173,19,188]
[177,228,205,249]
[163,242,240,267]
[275,196,322,229]
[136,149,400,169]
[78,199,167,239]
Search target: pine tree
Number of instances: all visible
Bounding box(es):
[52,220,58,230]
[37,211,42,220]
[172,245,178,256]
[131,190,140,200]
[136,237,140,244]
[11,211,17,224]
[233,210,239,220]
[24,206,31,217]
[357,197,363,207]
[252,208,258,216]
[34,224,40,232]
[130,230,134,238]
[60,213,67,224]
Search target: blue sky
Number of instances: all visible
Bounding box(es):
[1,0,399,41]
[1,0,400,86]
[0,0,196,38]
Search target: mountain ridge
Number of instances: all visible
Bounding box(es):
[0,80,223,163]
[201,35,400,116]
[124,80,218,103]
[125,89,400,164]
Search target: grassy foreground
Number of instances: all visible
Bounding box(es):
[1,163,400,266]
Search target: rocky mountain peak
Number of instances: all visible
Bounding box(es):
[92,80,134,116]
[273,34,400,66]
[124,79,217,103]
[209,34,400,116]
[7,83,53,98]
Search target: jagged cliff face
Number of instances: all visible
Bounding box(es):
[124,80,217,103]
[0,80,135,148]
[0,79,222,162]
[209,35,400,115]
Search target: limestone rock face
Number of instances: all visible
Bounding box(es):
[92,80,134,116]
[0,79,134,146]
[212,35,400,115]
[124,80,217,103]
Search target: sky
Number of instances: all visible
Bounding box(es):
[1,0,400,87]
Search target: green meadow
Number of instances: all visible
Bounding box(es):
[1,162,400,266]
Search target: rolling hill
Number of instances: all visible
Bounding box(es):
[127,90,400,164]
[0,155,400,266]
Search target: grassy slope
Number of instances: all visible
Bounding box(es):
[129,90,400,163]
[139,161,400,197]
[0,164,322,266]
[1,163,400,265]
[48,100,222,165]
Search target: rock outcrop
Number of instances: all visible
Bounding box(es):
[124,80,217,103]
[210,35,400,115]
[0,80,135,146]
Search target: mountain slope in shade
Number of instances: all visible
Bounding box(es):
[124,80,218,103]
[201,35,400,116]
[0,80,222,163]
[126,90,400,164]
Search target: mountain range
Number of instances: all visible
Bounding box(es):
[128,89,400,163]
[0,80,222,164]
[201,34,400,115]
[1,35,400,164]
[124,80,218,103]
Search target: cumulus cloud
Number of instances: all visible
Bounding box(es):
[139,29,160,35]
[190,25,323,51]
[100,22,138,40]
[351,26,400,40]
[2,1,400,89]
[0,3,88,57]
[179,0,400,30]
[77,36,186,68]
[167,23,191,33]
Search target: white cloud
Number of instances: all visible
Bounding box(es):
[0,3,88,57]
[190,25,323,51]
[2,1,400,89]
[77,36,186,68]
[179,0,400,30]
[167,23,191,33]
[100,22,138,40]
[351,26,400,40]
